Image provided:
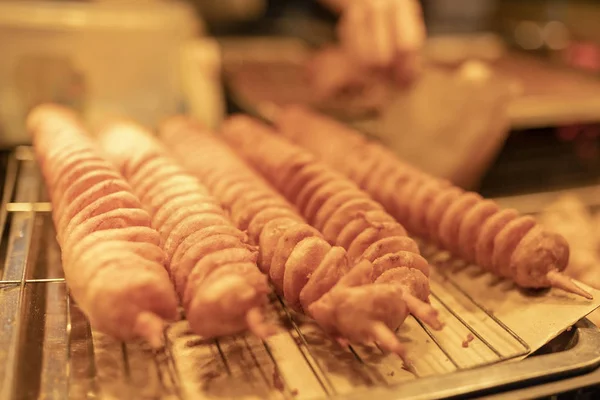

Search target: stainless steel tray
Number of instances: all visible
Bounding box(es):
[1,147,600,400]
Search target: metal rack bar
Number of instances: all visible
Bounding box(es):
[121,343,131,380]
[0,212,35,399]
[275,295,335,396]
[65,292,72,397]
[241,336,272,389]
[6,202,52,212]
[157,331,184,400]
[261,340,294,398]
[215,339,232,375]
[0,153,39,399]
[0,278,66,284]
[0,154,18,247]
[433,289,504,356]
[440,270,531,356]
[39,281,69,400]
[413,318,460,370]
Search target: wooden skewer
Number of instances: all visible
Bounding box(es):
[246,307,280,340]
[369,321,411,366]
[547,269,593,300]
[403,293,444,330]
[134,311,167,349]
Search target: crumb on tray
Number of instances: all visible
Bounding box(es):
[462,333,475,348]
[273,369,285,392]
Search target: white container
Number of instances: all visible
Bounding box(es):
[0,0,201,147]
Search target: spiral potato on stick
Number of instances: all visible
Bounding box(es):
[97,122,276,339]
[27,104,179,346]
[273,106,591,299]
[211,115,442,330]
[158,117,438,357]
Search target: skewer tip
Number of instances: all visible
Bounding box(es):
[403,293,445,330]
[546,270,593,300]
[133,312,166,349]
[335,336,351,348]
[369,322,411,366]
[246,307,280,340]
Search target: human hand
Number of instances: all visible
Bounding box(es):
[337,0,426,84]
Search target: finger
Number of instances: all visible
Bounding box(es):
[370,0,395,67]
[390,0,425,83]
[342,3,370,65]
[338,4,358,59]
[360,2,379,66]
[391,0,426,54]
[353,3,373,65]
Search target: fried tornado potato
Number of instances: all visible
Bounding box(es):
[27,104,178,346]
[273,106,591,299]
[219,115,444,330]
[155,117,428,361]
[98,122,275,339]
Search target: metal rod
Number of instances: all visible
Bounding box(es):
[15,146,35,161]
[429,290,504,359]
[439,271,531,357]
[275,294,335,396]
[158,329,183,400]
[243,337,277,391]
[84,308,99,395]
[346,345,390,386]
[121,343,131,381]
[0,278,65,285]
[0,278,66,285]
[258,299,302,397]
[0,154,19,247]
[227,335,257,385]
[28,278,65,283]
[413,317,461,370]
[65,290,72,398]
[0,209,36,399]
[261,341,295,399]
[233,335,268,387]
[215,339,232,375]
[0,153,45,399]
[151,345,168,393]
[6,203,52,213]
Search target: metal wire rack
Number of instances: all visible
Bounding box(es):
[3,146,593,400]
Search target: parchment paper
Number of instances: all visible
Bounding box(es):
[425,248,600,360]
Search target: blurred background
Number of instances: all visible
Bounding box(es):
[1,0,600,197]
[2,2,600,397]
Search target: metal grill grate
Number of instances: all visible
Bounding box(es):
[4,146,595,400]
